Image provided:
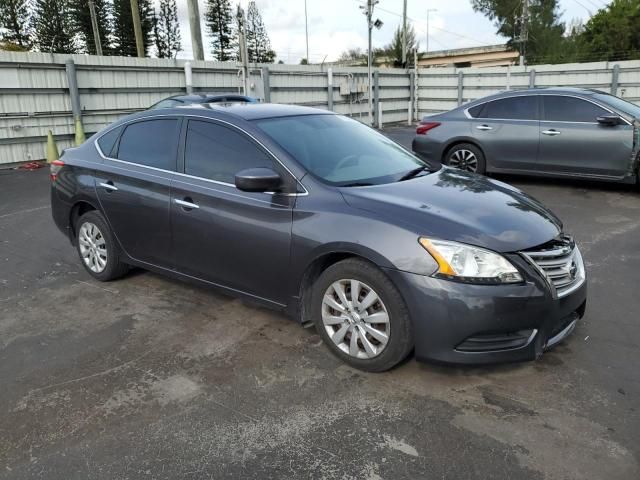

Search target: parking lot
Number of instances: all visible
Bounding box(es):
[0,126,639,479]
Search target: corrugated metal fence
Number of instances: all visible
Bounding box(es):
[1,51,639,165]
[418,61,640,114]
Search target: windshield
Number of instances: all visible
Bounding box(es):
[593,93,640,119]
[254,114,429,186]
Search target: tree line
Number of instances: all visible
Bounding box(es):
[0,0,276,63]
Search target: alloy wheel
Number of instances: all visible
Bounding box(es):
[449,149,478,172]
[78,222,108,273]
[322,279,390,359]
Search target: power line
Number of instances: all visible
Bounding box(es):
[569,0,594,14]
[351,0,496,47]
[581,0,605,11]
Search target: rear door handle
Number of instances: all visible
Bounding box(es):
[476,125,492,131]
[542,129,561,136]
[99,181,118,192]
[175,198,199,210]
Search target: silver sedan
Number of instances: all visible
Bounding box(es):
[412,87,640,185]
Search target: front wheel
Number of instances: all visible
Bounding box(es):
[445,143,486,174]
[311,259,413,372]
[75,210,129,281]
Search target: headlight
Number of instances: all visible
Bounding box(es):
[419,238,523,284]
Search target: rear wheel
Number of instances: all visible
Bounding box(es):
[75,210,128,281]
[311,258,413,372]
[445,143,486,174]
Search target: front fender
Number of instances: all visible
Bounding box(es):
[289,194,439,299]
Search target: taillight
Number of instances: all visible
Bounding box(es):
[50,160,64,181]
[416,121,441,135]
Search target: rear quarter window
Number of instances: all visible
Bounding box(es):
[467,104,485,118]
[97,126,122,157]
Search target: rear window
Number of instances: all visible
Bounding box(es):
[116,119,180,170]
[478,96,538,120]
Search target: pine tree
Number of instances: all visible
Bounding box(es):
[245,1,275,63]
[112,0,153,57]
[152,0,180,58]
[32,0,77,53]
[0,0,32,49]
[205,0,236,61]
[69,0,112,55]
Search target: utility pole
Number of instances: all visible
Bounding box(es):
[187,0,205,61]
[304,0,309,64]
[517,0,529,65]
[130,0,145,58]
[361,0,380,125]
[88,0,103,55]
[237,6,250,95]
[426,8,437,53]
[401,0,407,66]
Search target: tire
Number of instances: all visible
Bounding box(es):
[444,143,486,175]
[311,258,413,372]
[75,210,129,282]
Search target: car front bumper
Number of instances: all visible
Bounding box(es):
[383,265,587,365]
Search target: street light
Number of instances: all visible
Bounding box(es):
[426,8,437,53]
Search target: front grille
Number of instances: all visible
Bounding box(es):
[522,235,585,298]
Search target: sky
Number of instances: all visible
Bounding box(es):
[169,0,612,63]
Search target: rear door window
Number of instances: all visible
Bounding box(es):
[184,120,273,184]
[116,119,180,170]
[542,95,609,123]
[478,96,538,120]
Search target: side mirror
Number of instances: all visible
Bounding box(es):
[235,167,282,192]
[597,114,623,126]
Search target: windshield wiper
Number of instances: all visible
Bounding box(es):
[398,165,430,182]
[339,182,374,187]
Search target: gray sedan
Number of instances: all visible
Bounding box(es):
[412,87,640,184]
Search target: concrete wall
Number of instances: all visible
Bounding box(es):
[1,51,639,165]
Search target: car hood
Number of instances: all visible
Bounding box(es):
[341,167,562,253]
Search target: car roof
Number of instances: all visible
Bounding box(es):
[166,93,253,102]
[173,102,334,120]
[106,104,334,133]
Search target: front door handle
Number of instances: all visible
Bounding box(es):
[476,125,493,131]
[542,129,561,136]
[99,181,118,192]
[175,198,199,210]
